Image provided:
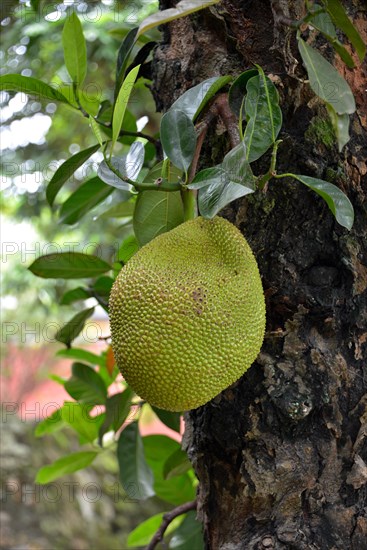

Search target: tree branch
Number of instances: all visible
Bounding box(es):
[146,500,197,550]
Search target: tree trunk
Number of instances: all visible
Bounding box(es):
[152,1,367,548]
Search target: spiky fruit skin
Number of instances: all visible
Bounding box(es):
[109,216,266,412]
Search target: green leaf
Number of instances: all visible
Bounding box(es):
[243,70,282,162]
[134,191,184,246]
[169,511,204,550]
[117,235,140,264]
[127,513,164,547]
[61,402,104,442]
[100,201,135,219]
[46,144,100,206]
[228,68,258,117]
[36,451,98,484]
[132,161,183,247]
[163,448,192,480]
[111,65,140,156]
[89,116,104,147]
[35,408,64,437]
[115,27,139,97]
[289,174,354,229]
[171,76,232,121]
[55,307,95,347]
[29,252,111,279]
[309,7,355,68]
[62,12,87,86]
[92,276,114,296]
[310,6,337,38]
[0,74,72,105]
[322,0,366,61]
[297,37,355,115]
[143,435,196,506]
[189,142,255,218]
[59,177,113,225]
[60,287,91,305]
[56,348,106,368]
[326,104,350,152]
[118,422,155,500]
[99,142,145,189]
[127,513,183,548]
[64,362,107,405]
[151,407,181,433]
[160,110,197,175]
[138,0,220,37]
[99,388,134,445]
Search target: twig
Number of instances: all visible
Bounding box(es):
[188,119,211,184]
[146,500,197,550]
[214,93,240,148]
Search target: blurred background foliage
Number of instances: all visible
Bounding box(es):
[0,2,183,548]
[1,0,159,327]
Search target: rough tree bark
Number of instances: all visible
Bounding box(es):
[152,1,366,548]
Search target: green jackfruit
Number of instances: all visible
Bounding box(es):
[109,216,265,411]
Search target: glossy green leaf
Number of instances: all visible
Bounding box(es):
[134,190,184,246]
[0,74,72,105]
[169,511,204,550]
[326,104,350,151]
[118,422,155,500]
[243,70,282,162]
[55,307,95,346]
[127,513,183,548]
[111,65,140,155]
[56,348,106,368]
[59,177,113,225]
[61,402,104,442]
[297,37,355,115]
[171,76,232,121]
[99,388,134,445]
[117,235,139,264]
[36,451,98,484]
[309,7,355,68]
[228,68,258,117]
[189,142,255,218]
[163,448,192,479]
[46,143,100,206]
[138,0,220,37]
[99,142,144,189]
[160,110,196,174]
[100,201,135,219]
[62,12,87,86]
[64,362,107,405]
[289,173,354,229]
[322,0,366,61]
[98,159,131,190]
[151,407,181,433]
[60,287,91,305]
[35,408,64,437]
[29,252,111,279]
[115,27,139,97]
[143,435,196,506]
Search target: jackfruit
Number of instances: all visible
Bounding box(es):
[109,216,265,411]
